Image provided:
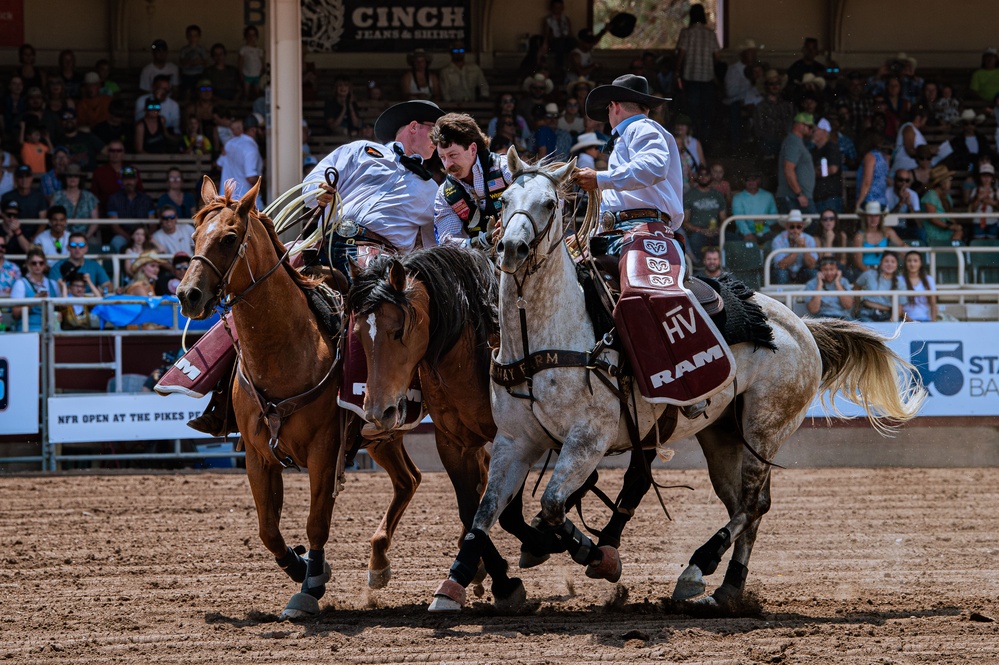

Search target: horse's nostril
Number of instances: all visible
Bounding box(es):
[515,241,529,261]
[186,287,202,304]
[496,240,505,254]
[381,405,397,425]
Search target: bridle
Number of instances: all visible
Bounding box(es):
[498,168,566,279]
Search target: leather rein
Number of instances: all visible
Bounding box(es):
[193,202,338,469]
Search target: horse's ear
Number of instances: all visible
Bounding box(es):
[236,178,261,218]
[551,157,577,186]
[201,175,218,203]
[387,259,406,293]
[506,145,523,174]
[347,255,362,279]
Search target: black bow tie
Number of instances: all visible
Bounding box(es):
[602,132,619,154]
[394,144,433,181]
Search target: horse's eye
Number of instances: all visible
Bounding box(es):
[392,328,404,341]
[544,199,556,210]
[221,233,238,247]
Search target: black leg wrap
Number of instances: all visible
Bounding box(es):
[689,528,732,576]
[554,518,601,566]
[449,528,488,587]
[722,559,749,591]
[304,549,327,598]
[597,513,629,549]
[276,546,307,584]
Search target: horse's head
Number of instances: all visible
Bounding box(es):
[496,147,576,274]
[177,176,260,319]
[348,256,429,431]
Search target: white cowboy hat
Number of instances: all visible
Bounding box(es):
[736,38,763,51]
[858,201,888,216]
[958,108,986,124]
[779,210,805,227]
[800,73,826,90]
[570,132,604,154]
[895,52,918,68]
[523,73,554,95]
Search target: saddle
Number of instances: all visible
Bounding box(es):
[594,222,736,406]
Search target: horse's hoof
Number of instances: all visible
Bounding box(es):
[709,583,741,608]
[518,549,551,569]
[672,566,707,601]
[690,595,720,609]
[585,546,622,583]
[493,578,527,614]
[281,592,321,619]
[368,566,392,589]
[428,579,466,613]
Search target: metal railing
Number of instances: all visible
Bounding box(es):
[760,244,999,287]
[758,287,999,322]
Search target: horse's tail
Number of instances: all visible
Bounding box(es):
[803,318,927,436]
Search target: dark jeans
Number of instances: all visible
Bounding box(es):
[777,195,817,216]
[770,266,816,285]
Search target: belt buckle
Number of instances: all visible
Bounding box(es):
[336,218,360,238]
[600,211,615,231]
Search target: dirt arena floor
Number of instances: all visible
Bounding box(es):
[1,466,997,664]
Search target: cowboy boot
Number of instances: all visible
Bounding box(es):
[187,379,238,436]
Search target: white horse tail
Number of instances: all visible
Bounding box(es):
[804,318,927,435]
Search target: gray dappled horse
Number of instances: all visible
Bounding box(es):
[428,148,926,612]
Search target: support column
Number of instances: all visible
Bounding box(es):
[268,0,303,205]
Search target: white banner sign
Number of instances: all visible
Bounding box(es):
[0,333,41,435]
[808,321,999,418]
[48,393,214,443]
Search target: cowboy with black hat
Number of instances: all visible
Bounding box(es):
[179,100,445,437]
[575,74,682,238]
[576,74,730,418]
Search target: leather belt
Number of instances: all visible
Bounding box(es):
[602,208,671,228]
[332,223,398,252]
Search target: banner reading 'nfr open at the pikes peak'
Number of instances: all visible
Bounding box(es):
[302,0,470,53]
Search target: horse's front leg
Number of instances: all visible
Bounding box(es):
[365,431,421,589]
[429,432,544,613]
[245,447,309,601]
[538,425,623,583]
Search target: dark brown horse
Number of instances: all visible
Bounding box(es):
[176,177,424,617]
[348,245,661,609]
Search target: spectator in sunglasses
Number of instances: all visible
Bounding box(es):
[48,231,111,294]
[887,169,925,243]
[9,245,60,331]
[440,41,489,103]
[151,204,195,255]
[135,98,175,154]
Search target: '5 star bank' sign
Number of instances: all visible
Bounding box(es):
[808,322,999,418]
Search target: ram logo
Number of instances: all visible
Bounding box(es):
[646,257,671,273]
[643,239,670,256]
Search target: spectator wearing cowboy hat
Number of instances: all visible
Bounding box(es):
[574,74,682,249]
[752,69,794,159]
[518,73,554,125]
[775,112,817,214]
[933,108,991,172]
[770,209,818,285]
[920,165,962,244]
[401,49,440,102]
[570,132,604,170]
[124,250,162,297]
[970,47,999,101]
[851,201,905,275]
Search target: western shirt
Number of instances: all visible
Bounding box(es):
[303,140,438,254]
[434,152,513,246]
[595,115,684,230]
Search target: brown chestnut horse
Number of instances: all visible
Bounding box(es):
[176,177,423,618]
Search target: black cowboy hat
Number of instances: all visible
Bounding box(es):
[585,74,669,122]
[373,100,445,143]
[606,12,637,38]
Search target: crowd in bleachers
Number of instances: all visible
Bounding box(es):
[2,5,999,331]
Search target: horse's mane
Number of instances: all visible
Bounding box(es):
[195,181,318,290]
[349,245,498,370]
[511,158,573,197]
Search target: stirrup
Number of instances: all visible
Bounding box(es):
[187,390,237,436]
[681,400,709,420]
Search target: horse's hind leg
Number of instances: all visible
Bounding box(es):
[365,432,421,589]
[674,419,775,606]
